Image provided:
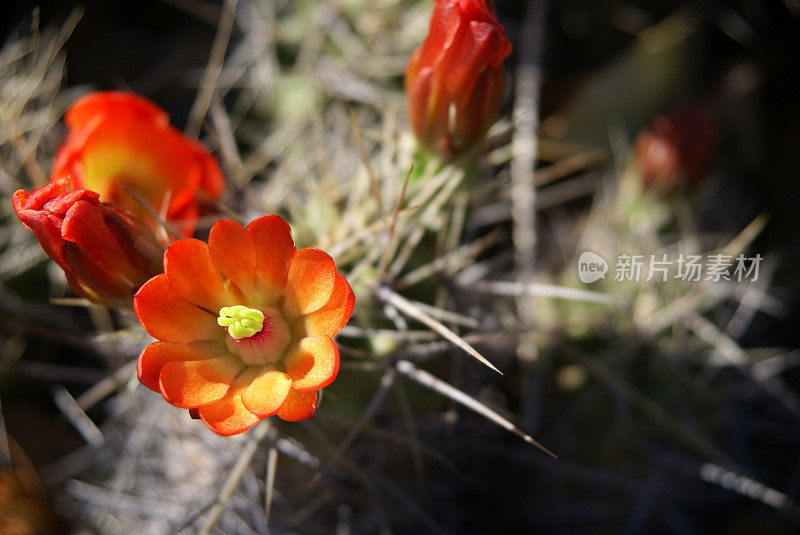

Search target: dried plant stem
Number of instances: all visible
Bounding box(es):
[511,0,548,278]
[511,0,549,435]
[471,280,621,306]
[375,166,412,281]
[396,360,555,458]
[9,122,47,186]
[570,352,737,468]
[374,285,502,374]
[349,107,382,210]
[186,0,238,138]
[264,446,278,523]
[196,420,270,535]
[0,401,11,469]
[684,313,800,418]
[75,359,138,411]
[52,385,104,447]
[394,230,502,290]
[698,463,798,518]
[310,367,398,488]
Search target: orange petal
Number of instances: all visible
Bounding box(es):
[198,368,262,436]
[208,219,258,298]
[294,273,355,337]
[284,337,340,391]
[241,367,293,417]
[65,91,169,131]
[159,355,243,408]
[62,105,212,237]
[283,248,336,319]
[137,340,226,392]
[277,389,318,422]
[246,216,295,305]
[164,238,236,312]
[134,274,222,343]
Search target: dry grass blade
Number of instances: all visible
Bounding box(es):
[647,212,770,333]
[533,149,606,188]
[393,381,426,485]
[52,385,104,448]
[48,297,100,307]
[699,463,799,518]
[208,96,246,184]
[374,285,503,375]
[511,0,547,275]
[511,0,549,371]
[396,360,555,458]
[718,211,769,257]
[471,280,621,306]
[309,367,398,488]
[118,183,182,241]
[66,479,185,521]
[75,359,138,411]
[319,410,462,476]
[264,446,278,524]
[394,229,503,290]
[386,167,466,281]
[0,400,11,469]
[569,351,737,468]
[185,0,238,138]
[8,121,47,185]
[328,204,421,259]
[404,300,479,329]
[195,420,270,535]
[685,313,800,418]
[339,325,436,342]
[375,165,413,282]
[349,106,381,210]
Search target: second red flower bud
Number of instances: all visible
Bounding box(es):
[13,177,163,307]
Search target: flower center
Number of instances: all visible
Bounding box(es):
[218,305,264,339]
[218,306,291,365]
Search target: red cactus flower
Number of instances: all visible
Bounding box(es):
[133,216,355,435]
[51,91,225,238]
[635,104,716,193]
[405,0,512,159]
[12,177,163,307]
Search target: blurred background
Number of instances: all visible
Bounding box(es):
[1,0,800,533]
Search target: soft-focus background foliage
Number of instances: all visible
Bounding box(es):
[1,0,799,533]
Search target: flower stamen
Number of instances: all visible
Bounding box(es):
[218,305,265,339]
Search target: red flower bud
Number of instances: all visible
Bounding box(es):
[13,177,163,307]
[405,0,512,159]
[51,92,225,237]
[635,104,716,194]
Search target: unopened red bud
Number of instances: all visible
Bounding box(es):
[13,177,163,307]
[406,0,512,159]
[635,104,716,194]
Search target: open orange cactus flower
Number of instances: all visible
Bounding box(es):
[134,216,354,435]
[52,91,224,238]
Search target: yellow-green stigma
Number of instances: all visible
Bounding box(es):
[217,306,264,340]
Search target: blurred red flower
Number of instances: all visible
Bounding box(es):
[51,91,225,237]
[133,216,354,435]
[405,0,512,159]
[12,177,163,307]
[635,104,716,193]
